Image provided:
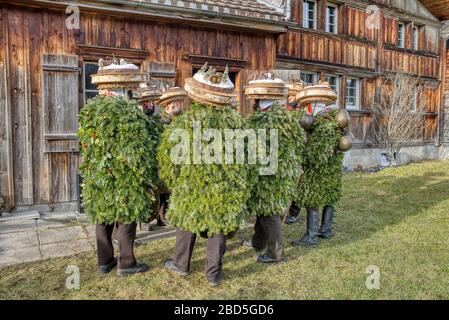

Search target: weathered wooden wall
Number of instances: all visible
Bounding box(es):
[278,0,443,147]
[0,5,276,209]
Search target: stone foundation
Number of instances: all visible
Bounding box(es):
[344,144,441,170]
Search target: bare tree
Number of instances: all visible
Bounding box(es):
[373,72,425,166]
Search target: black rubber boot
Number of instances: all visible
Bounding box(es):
[319,205,335,239]
[291,208,320,247]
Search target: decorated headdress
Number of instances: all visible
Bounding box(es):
[286,80,305,97]
[295,80,337,107]
[244,73,289,102]
[158,86,188,108]
[184,63,239,108]
[91,58,146,95]
[137,83,162,103]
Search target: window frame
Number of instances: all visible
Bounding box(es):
[83,62,100,105]
[326,74,340,107]
[326,3,339,34]
[398,21,405,48]
[300,71,317,86]
[412,26,420,51]
[303,0,317,30]
[411,86,419,112]
[346,77,360,110]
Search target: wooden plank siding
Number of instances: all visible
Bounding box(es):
[0,0,445,209]
[0,4,277,209]
[278,0,443,148]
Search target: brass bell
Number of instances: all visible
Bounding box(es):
[335,110,350,129]
[339,135,353,152]
[300,114,315,131]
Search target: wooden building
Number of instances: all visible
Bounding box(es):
[277,0,443,149]
[0,0,286,212]
[0,0,448,212]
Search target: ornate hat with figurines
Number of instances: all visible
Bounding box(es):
[184,63,239,108]
[91,58,146,96]
[286,80,305,97]
[158,86,188,109]
[244,73,289,101]
[295,80,338,108]
[137,83,162,103]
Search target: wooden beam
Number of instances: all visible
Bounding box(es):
[0,8,14,207]
[183,55,248,70]
[77,44,149,63]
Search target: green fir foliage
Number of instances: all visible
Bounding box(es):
[247,106,306,217]
[157,103,254,237]
[296,114,344,208]
[78,96,162,225]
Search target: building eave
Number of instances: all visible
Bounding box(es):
[0,0,288,34]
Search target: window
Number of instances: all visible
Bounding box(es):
[411,87,419,112]
[326,4,338,34]
[314,74,339,114]
[398,22,405,48]
[346,78,360,110]
[412,26,419,51]
[300,72,316,86]
[326,74,339,106]
[303,0,317,29]
[84,62,99,103]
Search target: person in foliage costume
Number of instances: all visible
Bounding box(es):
[242,75,306,263]
[158,64,252,287]
[285,81,306,225]
[291,106,352,247]
[79,60,161,277]
[155,87,188,225]
[138,83,167,228]
[158,87,187,125]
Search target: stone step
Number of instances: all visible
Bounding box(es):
[0,211,40,223]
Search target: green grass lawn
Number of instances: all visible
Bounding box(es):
[1,160,449,300]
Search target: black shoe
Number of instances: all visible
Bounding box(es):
[157,219,167,227]
[207,274,222,287]
[291,208,320,247]
[319,206,335,239]
[241,240,264,252]
[257,254,282,264]
[164,259,189,276]
[285,215,300,225]
[117,263,149,277]
[98,258,117,275]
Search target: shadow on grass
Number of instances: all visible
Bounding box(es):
[2,163,448,299]
[225,168,449,278]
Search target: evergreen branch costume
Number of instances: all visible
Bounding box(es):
[296,115,344,208]
[162,63,250,286]
[80,58,160,276]
[242,74,305,263]
[157,103,253,237]
[247,106,306,216]
[78,95,162,225]
[292,107,352,247]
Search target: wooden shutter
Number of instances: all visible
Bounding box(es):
[42,54,79,153]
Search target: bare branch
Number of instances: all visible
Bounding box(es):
[373,72,425,166]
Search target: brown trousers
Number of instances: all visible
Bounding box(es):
[172,229,226,279]
[252,215,284,260]
[96,222,137,269]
